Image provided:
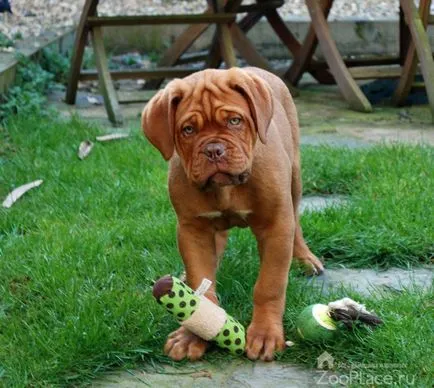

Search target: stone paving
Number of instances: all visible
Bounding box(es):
[95,361,322,388]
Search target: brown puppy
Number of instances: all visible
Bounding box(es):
[142,67,324,361]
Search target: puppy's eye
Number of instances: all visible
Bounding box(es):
[229,117,242,126]
[182,126,195,135]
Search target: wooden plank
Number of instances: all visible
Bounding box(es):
[309,56,399,71]
[86,14,236,26]
[394,1,431,106]
[79,67,199,81]
[349,65,402,79]
[91,26,123,125]
[399,0,434,122]
[304,0,372,112]
[66,0,98,104]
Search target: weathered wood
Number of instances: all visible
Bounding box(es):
[213,0,238,68]
[218,25,237,67]
[349,65,402,80]
[309,56,399,71]
[285,0,334,85]
[399,6,411,66]
[264,7,334,84]
[231,24,271,69]
[86,13,237,26]
[143,7,214,90]
[91,27,123,125]
[399,0,434,122]
[394,0,431,106]
[238,11,263,31]
[66,0,98,104]
[79,67,198,81]
[304,0,372,112]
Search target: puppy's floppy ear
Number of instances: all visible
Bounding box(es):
[226,68,274,144]
[141,82,183,160]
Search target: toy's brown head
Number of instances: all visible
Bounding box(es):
[141,68,273,189]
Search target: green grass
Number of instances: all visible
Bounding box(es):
[0,113,433,386]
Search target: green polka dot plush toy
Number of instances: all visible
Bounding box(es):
[152,275,245,355]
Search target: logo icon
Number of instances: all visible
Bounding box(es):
[317,351,334,370]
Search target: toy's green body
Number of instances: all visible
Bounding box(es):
[153,275,245,355]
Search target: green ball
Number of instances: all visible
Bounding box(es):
[296,304,337,342]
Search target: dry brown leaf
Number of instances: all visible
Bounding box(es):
[78,140,94,160]
[2,180,43,208]
[96,133,129,142]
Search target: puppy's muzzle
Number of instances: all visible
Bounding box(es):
[203,142,225,163]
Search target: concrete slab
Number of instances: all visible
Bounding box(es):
[311,267,433,296]
[93,360,325,388]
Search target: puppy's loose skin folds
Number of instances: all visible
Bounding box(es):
[142,67,324,361]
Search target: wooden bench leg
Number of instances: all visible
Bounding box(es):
[91,27,123,125]
[395,0,434,123]
[65,0,99,104]
[263,8,334,85]
[304,0,372,112]
[400,0,434,122]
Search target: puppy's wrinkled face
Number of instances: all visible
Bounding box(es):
[174,87,255,189]
[142,68,274,189]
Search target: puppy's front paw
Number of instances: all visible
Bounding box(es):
[296,254,325,275]
[164,327,209,361]
[246,321,285,361]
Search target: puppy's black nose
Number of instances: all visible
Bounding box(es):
[204,143,225,162]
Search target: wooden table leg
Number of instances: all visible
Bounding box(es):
[263,8,334,84]
[91,27,123,125]
[394,0,434,123]
[65,0,98,104]
[304,0,372,112]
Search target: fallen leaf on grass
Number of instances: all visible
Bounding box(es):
[285,340,295,347]
[96,133,129,142]
[2,180,43,208]
[78,140,94,160]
